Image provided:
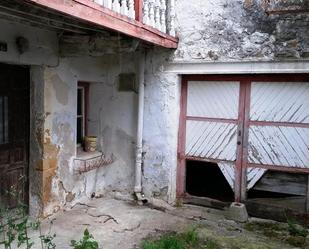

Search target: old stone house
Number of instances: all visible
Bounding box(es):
[0,0,309,221]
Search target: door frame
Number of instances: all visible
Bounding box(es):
[177,74,309,203]
[0,63,30,208]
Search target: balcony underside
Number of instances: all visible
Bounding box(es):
[0,0,178,49]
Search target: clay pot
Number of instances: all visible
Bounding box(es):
[84,136,97,152]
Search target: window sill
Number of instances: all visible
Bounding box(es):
[76,149,103,160]
[73,149,115,174]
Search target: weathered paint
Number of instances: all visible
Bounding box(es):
[25,0,178,48]
[0,19,58,66]
[187,81,240,119]
[186,121,238,161]
[1,0,309,214]
[142,0,309,205]
[247,167,267,190]
[184,80,240,195]
[218,162,235,190]
[250,82,309,123]
[248,81,309,169]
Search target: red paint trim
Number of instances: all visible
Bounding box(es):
[183,74,309,83]
[178,74,309,204]
[185,156,235,164]
[249,120,309,128]
[25,0,178,48]
[186,116,238,124]
[177,79,188,198]
[78,82,89,136]
[247,163,309,174]
[135,0,143,22]
[234,81,247,202]
[240,81,252,201]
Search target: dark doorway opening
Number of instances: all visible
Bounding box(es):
[246,171,307,222]
[0,63,30,209]
[185,160,234,202]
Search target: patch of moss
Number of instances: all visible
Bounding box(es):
[244,221,309,248]
[286,236,305,247]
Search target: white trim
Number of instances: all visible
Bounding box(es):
[164,60,309,74]
[77,86,85,145]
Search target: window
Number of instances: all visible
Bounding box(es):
[77,82,89,146]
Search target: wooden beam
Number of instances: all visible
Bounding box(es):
[267,8,309,15]
[183,195,230,210]
[24,0,178,48]
[134,0,143,22]
[306,175,309,213]
[59,34,140,56]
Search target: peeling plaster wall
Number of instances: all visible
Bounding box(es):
[85,55,138,197]
[29,66,45,217]
[0,19,139,215]
[0,19,58,66]
[41,55,138,215]
[1,0,309,213]
[142,50,180,203]
[142,0,309,204]
[174,0,309,62]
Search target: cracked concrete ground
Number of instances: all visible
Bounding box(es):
[29,198,297,249]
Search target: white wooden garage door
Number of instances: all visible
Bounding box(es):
[178,75,309,202]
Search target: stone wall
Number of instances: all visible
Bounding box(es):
[1,0,309,214]
[141,0,309,204]
[174,0,309,62]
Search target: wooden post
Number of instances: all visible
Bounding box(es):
[135,0,143,22]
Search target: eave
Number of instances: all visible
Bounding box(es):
[24,0,178,49]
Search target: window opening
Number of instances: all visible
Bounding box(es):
[77,82,89,146]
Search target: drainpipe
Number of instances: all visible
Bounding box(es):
[134,51,147,203]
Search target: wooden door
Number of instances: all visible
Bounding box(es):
[177,77,246,202]
[244,80,309,197]
[178,75,309,203]
[0,64,29,209]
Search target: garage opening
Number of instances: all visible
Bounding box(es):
[186,160,234,202]
[245,171,308,221]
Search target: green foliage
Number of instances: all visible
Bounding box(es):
[0,178,35,249]
[39,219,57,249]
[287,218,308,237]
[202,239,220,249]
[182,229,198,246]
[0,178,56,249]
[70,229,99,249]
[142,229,202,249]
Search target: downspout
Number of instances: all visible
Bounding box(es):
[134,51,147,203]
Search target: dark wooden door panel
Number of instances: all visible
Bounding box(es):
[0,64,29,209]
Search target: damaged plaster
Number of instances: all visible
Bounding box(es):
[141,0,309,205]
[1,0,309,216]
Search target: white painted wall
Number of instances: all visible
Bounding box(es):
[43,55,139,214]
[1,0,309,213]
[0,19,58,66]
[141,0,309,205]
[0,19,139,215]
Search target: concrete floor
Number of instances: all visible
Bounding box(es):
[28,198,296,249]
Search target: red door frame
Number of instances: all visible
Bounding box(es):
[177,74,309,203]
[78,82,89,137]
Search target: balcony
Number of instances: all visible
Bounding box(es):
[93,0,175,36]
[8,0,178,48]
